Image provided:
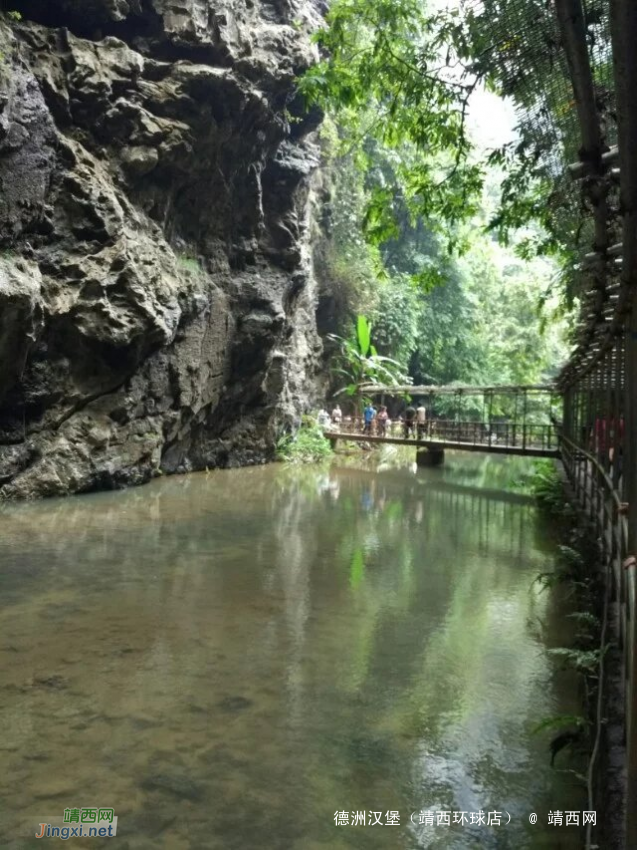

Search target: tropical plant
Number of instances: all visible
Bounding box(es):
[547,646,607,675]
[328,315,411,401]
[532,714,588,736]
[529,460,565,511]
[532,714,589,768]
[316,140,571,394]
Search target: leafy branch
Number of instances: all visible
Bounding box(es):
[299,0,486,244]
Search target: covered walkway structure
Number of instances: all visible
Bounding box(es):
[550,1,637,845]
[328,384,559,459]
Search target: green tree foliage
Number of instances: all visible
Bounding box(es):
[306,0,576,401]
[316,143,571,400]
[302,0,614,310]
[299,0,484,245]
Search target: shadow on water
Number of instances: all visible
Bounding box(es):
[0,452,585,848]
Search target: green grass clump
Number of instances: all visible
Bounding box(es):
[277,415,333,464]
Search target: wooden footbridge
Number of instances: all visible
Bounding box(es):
[325,384,560,463]
[326,427,558,459]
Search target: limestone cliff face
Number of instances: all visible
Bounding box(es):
[0,0,326,498]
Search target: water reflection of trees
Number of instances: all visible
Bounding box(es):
[0,457,583,848]
[265,458,582,833]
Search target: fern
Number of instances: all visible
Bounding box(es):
[532,714,588,735]
[547,646,607,674]
[567,611,600,629]
[528,460,566,510]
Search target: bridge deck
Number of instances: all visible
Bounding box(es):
[326,431,559,458]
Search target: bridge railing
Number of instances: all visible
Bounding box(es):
[424,420,556,451]
[329,417,556,450]
[559,433,635,774]
[560,434,632,633]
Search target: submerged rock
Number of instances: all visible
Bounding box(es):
[0,0,326,499]
[29,674,68,690]
[140,772,205,802]
[217,695,253,713]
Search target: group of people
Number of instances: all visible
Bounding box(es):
[364,403,427,439]
[317,405,343,428]
[363,403,389,436]
[317,401,427,439]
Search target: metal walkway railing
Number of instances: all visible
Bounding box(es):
[326,418,559,457]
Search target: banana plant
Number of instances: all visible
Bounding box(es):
[328,315,411,404]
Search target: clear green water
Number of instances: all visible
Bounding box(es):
[0,452,585,849]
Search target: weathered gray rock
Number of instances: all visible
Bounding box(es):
[0,0,326,499]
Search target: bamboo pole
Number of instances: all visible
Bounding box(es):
[606,349,614,476]
[568,145,619,179]
[613,335,623,494]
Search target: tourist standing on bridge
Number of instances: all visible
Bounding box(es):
[317,408,330,428]
[331,404,342,426]
[377,405,389,436]
[404,405,416,438]
[416,402,427,439]
[363,402,377,435]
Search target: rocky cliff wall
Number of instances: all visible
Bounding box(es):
[0,0,326,498]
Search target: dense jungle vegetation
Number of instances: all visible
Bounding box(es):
[302,0,605,392]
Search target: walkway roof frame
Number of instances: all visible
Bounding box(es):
[357,384,556,396]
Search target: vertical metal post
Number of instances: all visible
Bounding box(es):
[576,383,584,501]
[522,389,528,451]
[564,387,573,442]
[597,363,604,522]
[585,371,593,515]
[624,319,637,840]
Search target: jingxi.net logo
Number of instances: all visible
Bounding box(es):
[35,808,118,839]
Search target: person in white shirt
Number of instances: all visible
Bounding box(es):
[317,409,331,428]
[416,403,427,439]
[331,404,342,426]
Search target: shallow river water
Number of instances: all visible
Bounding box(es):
[1,451,585,849]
